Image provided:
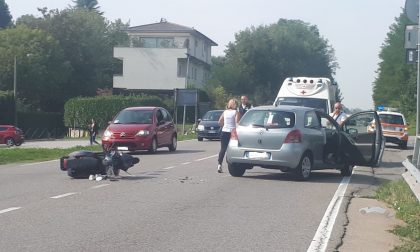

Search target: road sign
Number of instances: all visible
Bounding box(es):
[405,0,419,24]
[405,25,418,49]
[175,89,197,106]
[406,49,418,64]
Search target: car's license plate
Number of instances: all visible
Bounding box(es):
[208,130,217,133]
[247,152,270,159]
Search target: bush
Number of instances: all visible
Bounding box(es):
[64,95,166,129]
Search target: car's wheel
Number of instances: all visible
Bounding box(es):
[169,135,177,151]
[340,163,353,176]
[6,137,15,147]
[399,141,408,150]
[197,137,203,141]
[15,141,22,146]
[148,137,158,154]
[228,163,246,177]
[295,152,312,180]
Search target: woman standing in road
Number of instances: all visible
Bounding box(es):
[217,98,240,173]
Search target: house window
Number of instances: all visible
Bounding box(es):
[157,38,175,48]
[203,44,208,62]
[194,39,198,56]
[133,37,175,48]
[140,38,157,48]
[177,59,186,77]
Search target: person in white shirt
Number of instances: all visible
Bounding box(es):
[217,98,240,173]
[330,102,347,126]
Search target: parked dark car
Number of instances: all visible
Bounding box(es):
[226,106,384,180]
[196,110,223,141]
[0,125,24,146]
[101,107,177,153]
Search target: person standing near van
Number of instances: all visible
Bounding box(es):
[238,95,253,119]
[330,102,347,126]
[217,99,240,173]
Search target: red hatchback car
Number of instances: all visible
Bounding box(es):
[102,107,177,153]
[0,125,24,146]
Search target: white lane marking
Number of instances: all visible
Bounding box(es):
[20,160,56,167]
[163,166,176,170]
[0,207,21,214]
[182,162,192,165]
[90,184,111,189]
[195,154,218,162]
[307,169,354,252]
[50,192,78,199]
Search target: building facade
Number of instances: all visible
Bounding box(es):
[113,19,218,90]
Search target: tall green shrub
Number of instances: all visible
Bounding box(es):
[64,95,166,129]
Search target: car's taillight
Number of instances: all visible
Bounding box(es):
[284,129,302,143]
[229,128,239,147]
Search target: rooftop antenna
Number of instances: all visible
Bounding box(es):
[160,18,167,23]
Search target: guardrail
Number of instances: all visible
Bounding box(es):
[402,159,420,201]
[402,136,420,201]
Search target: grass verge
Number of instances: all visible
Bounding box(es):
[375,179,420,251]
[0,132,197,165]
[0,145,103,165]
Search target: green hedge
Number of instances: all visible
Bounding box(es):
[0,91,15,124]
[64,95,166,129]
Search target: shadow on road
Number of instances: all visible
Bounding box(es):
[239,168,397,186]
[241,169,343,183]
[129,149,205,156]
[385,144,412,151]
[119,175,157,181]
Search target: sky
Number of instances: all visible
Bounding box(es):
[8,0,406,110]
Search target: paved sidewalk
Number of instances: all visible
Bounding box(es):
[331,157,408,251]
[15,139,93,149]
[325,137,418,252]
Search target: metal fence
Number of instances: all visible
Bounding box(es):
[23,128,67,140]
[402,137,420,201]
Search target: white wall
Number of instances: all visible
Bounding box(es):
[114,47,188,90]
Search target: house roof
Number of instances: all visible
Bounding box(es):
[128,19,218,46]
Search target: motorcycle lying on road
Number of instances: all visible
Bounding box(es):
[60,144,140,179]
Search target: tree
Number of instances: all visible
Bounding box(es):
[72,0,101,12]
[208,19,338,105]
[14,8,129,112]
[0,0,12,28]
[372,13,416,120]
[0,25,71,111]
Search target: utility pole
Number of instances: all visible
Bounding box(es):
[13,56,17,126]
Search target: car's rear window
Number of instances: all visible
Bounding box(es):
[202,111,222,121]
[113,110,153,124]
[239,110,295,128]
[275,97,328,113]
[379,114,404,125]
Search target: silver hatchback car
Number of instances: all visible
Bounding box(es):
[226,106,384,180]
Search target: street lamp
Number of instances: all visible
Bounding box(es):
[13,55,17,126]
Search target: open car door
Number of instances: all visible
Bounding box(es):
[340,111,384,167]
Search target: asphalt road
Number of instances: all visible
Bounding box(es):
[0,138,411,251]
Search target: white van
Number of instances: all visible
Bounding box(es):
[273,77,337,114]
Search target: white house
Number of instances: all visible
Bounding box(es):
[113,19,218,90]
